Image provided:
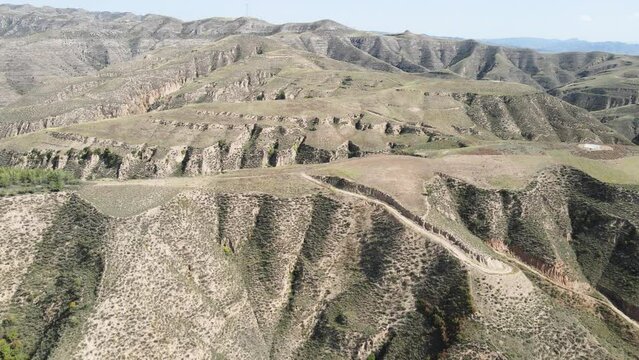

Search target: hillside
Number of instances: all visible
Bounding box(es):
[1,4,639,360]
[0,4,638,115]
[483,38,639,56]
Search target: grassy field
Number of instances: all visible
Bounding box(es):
[310,147,639,214]
[77,171,325,217]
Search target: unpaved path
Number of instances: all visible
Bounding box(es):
[300,173,513,275]
[300,172,639,329]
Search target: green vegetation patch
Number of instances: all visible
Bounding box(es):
[0,167,78,196]
[0,195,109,359]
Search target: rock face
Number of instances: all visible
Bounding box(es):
[331,140,361,161]
[425,166,639,320]
[0,133,367,180]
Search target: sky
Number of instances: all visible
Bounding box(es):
[4,0,639,43]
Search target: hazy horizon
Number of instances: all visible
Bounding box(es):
[2,0,639,43]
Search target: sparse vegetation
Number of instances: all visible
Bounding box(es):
[0,329,27,360]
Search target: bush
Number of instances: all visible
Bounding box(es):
[0,333,27,360]
[0,168,76,191]
[99,148,122,168]
[275,90,286,100]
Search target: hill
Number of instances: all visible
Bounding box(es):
[0,4,638,359]
[0,4,638,114]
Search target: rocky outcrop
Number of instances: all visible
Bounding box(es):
[0,132,366,179]
[331,140,361,161]
[424,166,639,320]
[154,69,278,109]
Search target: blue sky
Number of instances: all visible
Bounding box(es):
[4,0,639,42]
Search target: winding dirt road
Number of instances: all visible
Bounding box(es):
[300,173,513,275]
[300,172,639,329]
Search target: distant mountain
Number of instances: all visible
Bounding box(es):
[483,37,639,55]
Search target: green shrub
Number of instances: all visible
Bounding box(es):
[0,167,77,193]
[79,147,93,161]
[99,148,122,168]
[218,140,230,153]
[0,333,27,360]
[275,90,286,100]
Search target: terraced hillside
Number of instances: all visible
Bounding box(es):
[595,104,639,144]
[1,4,638,116]
[0,36,630,180]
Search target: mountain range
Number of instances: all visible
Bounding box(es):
[483,37,639,56]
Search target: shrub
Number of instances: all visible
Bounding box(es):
[275,90,286,100]
[99,148,122,168]
[0,167,77,194]
[0,332,27,360]
[79,147,93,161]
[218,140,230,153]
[335,313,348,325]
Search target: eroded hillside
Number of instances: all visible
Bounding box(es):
[1,170,638,359]
[0,190,476,359]
[425,166,639,321]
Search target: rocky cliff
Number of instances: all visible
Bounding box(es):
[425,166,639,320]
